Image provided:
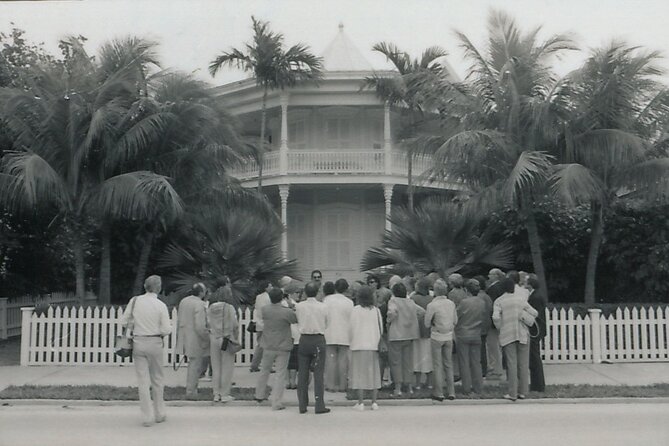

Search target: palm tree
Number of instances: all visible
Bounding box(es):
[361,198,514,277]
[157,199,297,305]
[92,37,173,304]
[209,16,323,193]
[550,43,669,304]
[0,38,183,304]
[364,43,447,210]
[119,72,251,296]
[412,11,576,296]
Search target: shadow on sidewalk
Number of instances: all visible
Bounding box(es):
[0,338,21,366]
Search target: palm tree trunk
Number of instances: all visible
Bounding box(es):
[407,152,414,211]
[258,88,268,193]
[523,203,549,300]
[73,235,86,305]
[98,222,112,305]
[584,202,604,305]
[133,230,155,295]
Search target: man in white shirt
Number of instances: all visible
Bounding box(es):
[295,281,330,414]
[121,275,172,427]
[324,278,354,392]
[176,283,209,398]
[250,281,272,372]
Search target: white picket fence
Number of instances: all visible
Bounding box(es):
[0,293,97,339]
[542,307,669,363]
[19,306,258,367]
[17,305,669,366]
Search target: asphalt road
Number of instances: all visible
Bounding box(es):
[1,402,668,446]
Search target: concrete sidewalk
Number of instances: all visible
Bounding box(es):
[2,362,669,396]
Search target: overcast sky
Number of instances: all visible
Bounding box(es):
[2,0,668,85]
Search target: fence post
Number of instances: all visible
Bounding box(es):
[0,298,8,340]
[20,307,35,366]
[588,308,603,364]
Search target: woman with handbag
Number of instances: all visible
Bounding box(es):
[349,286,383,410]
[387,282,423,397]
[492,278,538,401]
[207,285,239,403]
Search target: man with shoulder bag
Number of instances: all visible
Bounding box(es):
[120,275,172,427]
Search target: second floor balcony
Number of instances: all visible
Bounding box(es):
[230,148,437,186]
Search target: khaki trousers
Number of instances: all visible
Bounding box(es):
[325,344,349,391]
[132,337,165,424]
[209,336,235,398]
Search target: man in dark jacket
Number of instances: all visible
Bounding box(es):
[485,268,506,378]
[526,275,547,392]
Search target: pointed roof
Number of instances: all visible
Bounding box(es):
[321,23,374,72]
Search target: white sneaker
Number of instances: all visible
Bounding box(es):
[352,403,364,411]
[213,394,221,402]
[371,402,379,411]
[220,395,235,403]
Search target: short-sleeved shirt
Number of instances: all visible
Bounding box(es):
[296,298,328,335]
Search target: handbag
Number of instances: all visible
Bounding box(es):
[221,305,243,354]
[221,337,242,354]
[115,296,137,358]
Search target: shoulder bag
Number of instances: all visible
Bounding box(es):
[114,297,137,358]
[221,304,242,354]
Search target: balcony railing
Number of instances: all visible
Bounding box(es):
[230,149,433,181]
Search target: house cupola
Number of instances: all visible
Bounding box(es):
[321,23,374,72]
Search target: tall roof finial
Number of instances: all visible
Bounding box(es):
[338,22,344,31]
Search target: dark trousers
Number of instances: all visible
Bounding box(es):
[298,334,326,412]
[480,335,488,376]
[529,338,545,391]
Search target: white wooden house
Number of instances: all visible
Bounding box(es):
[215,25,460,280]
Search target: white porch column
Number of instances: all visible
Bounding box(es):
[279,93,289,175]
[383,184,393,232]
[279,184,290,258]
[384,102,392,175]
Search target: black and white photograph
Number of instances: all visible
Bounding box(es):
[0,0,668,445]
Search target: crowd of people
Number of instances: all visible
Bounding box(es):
[121,267,548,426]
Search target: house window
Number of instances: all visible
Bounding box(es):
[289,119,306,150]
[372,120,383,149]
[324,118,351,149]
[323,213,351,268]
[288,210,313,267]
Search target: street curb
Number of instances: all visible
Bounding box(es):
[3,397,669,407]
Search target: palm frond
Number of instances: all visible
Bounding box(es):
[93,171,183,221]
[503,150,554,203]
[549,163,607,206]
[0,151,70,210]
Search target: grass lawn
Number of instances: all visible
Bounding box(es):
[2,383,669,400]
[0,385,261,401]
[348,383,669,400]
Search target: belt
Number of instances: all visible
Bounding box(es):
[134,334,163,337]
[301,333,324,336]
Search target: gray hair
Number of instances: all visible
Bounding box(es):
[433,281,448,297]
[144,275,162,293]
[448,273,464,288]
